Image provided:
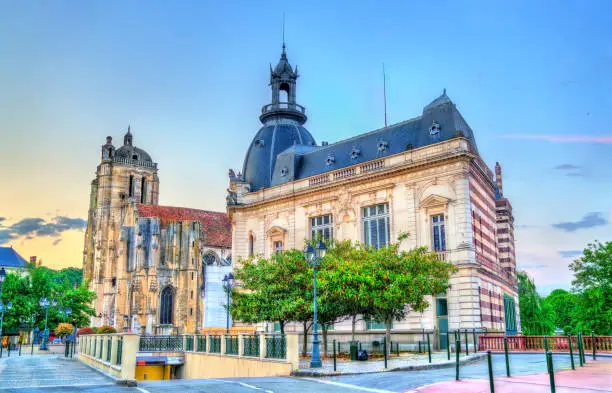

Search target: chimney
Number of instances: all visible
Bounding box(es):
[321,141,328,146]
[30,256,37,264]
[495,162,503,197]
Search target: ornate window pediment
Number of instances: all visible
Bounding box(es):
[266,225,287,236]
[420,194,452,209]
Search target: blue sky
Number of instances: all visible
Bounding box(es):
[0,0,610,291]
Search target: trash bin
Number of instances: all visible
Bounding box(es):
[357,349,369,361]
[350,341,359,360]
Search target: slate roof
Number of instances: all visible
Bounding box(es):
[0,246,28,268]
[136,204,231,248]
[266,91,478,187]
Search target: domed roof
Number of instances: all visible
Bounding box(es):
[242,120,316,191]
[114,127,153,163]
[115,145,153,162]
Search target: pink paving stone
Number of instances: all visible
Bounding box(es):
[405,359,612,393]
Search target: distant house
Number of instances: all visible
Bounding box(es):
[0,246,29,275]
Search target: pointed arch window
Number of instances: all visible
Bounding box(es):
[128,175,134,197]
[140,177,147,203]
[160,287,173,325]
[248,233,254,257]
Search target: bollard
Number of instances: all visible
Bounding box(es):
[383,337,388,369]
[446,332,450,361]
[333,339,337,372]
[464,329,469,356]
[503,337,510,377]
[579,333,585,364]
[427,333,432,363]
[544,336,549,352]
[19,342,22,356]
[396,342,399,357]
[578,334,584,367]
[592,332,596,360]
[7,344,10,357]
[547,351,556,393]
[568,335,575,370]
[455,339,460,381]
[487,350,495,393]
[418,340,422,353]
[0,344,3,358]
[473,329,478,352]
[31,339,34,355]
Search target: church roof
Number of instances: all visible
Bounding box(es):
[0,246,28,268]
[136,204,231,248]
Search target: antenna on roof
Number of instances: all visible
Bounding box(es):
[383,63,388,127]
[282,13,286,50]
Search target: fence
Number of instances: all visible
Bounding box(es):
[479,335,612,353]
[139,335,183,352]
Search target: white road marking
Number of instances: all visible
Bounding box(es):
[208,378,274,393]
[137,387,152,393]
[302,378,396,393]
[0,383,115,390]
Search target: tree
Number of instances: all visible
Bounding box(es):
[56,323,74,337]
[97,325,117,334]
[568,241,612,335]
[517,271,554,335]
[544,289,577,334]
[358,244,456,358]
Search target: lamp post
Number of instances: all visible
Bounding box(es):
[123,314,129,332]
[59,307,72,322]
[0,301,12,341]
[305,240,326,368]
[39,297,56,350]
[222,273,234,334]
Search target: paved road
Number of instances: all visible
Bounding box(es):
[0,353,607,393]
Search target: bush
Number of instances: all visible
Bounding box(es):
[77,327,95,336]
[97,325,117,334]
[56,323,74,337]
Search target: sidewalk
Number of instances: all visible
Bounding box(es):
[406,358,612,393]
[295,351,485,376]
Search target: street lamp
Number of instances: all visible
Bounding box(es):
[304,240,326,368]
[39,297,56,350]
[222,273,234,334]
[0,300,12,340]
[59,307,72,322]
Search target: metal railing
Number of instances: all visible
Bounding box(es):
[209,335,221,353]
[139,336,183,352]
[196,335,207,352]
[480,335,612,353]
[261,102,306,114]
[116,337,123,365]
[106,338,111,362]
[265,335,286,359]
[225,336,239,355]
[243,335,260,357]
[185,336,194,351]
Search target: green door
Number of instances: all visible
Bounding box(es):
[436,298,448,349]
[504,294,517,335]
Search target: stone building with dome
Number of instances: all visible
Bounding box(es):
[227,44,520,343]
[83,128,232,334]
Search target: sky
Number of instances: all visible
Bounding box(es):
[0,0,610,293]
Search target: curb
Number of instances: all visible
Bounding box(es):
[78,357,138,387]
[292,353,486,377]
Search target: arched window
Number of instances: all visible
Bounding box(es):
[128,175,134,197]
[160,287,173,325]
[140,177,147,203]
[248,233,254,257]
[279,82,290,103]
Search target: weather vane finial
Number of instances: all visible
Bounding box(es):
[282,13,286,52]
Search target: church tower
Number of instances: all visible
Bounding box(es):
[83,127,159,327]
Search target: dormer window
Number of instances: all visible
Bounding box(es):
[350,147,361,160]
[254,139,265,148]
[132,154,138,160]
[429,121,441,138]
[377,140,388,152]
[325,154,335,166]
[280,167,288,177]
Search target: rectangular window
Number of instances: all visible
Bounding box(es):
[431,214,446,251]
[366,317,392,330]
[310,214,333,241]
[274,241,283,253]
[362,203,390,248]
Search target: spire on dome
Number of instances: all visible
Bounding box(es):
[124,125,133,146]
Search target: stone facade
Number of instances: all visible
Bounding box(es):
[227,45,520,337]
[83,129,231,334]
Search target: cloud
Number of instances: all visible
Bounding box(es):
[552,212,608,232]
[0,217,5,222]
[52,239,62,246]
[518,264,547,269]
[500,135,612,144]
[558,250,583,258]
[0,216,87,243]
[553,163,585,178]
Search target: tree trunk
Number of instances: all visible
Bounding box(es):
[385,317,392,359]
[280,321,285,334]
[322,325,328,358]
[351,314,357,342]
[302,321,310,357]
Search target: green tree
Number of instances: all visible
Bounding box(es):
[569,241,612,335]
[517,271,555,335]
[544,289,577,334]
[349,244,455,358]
